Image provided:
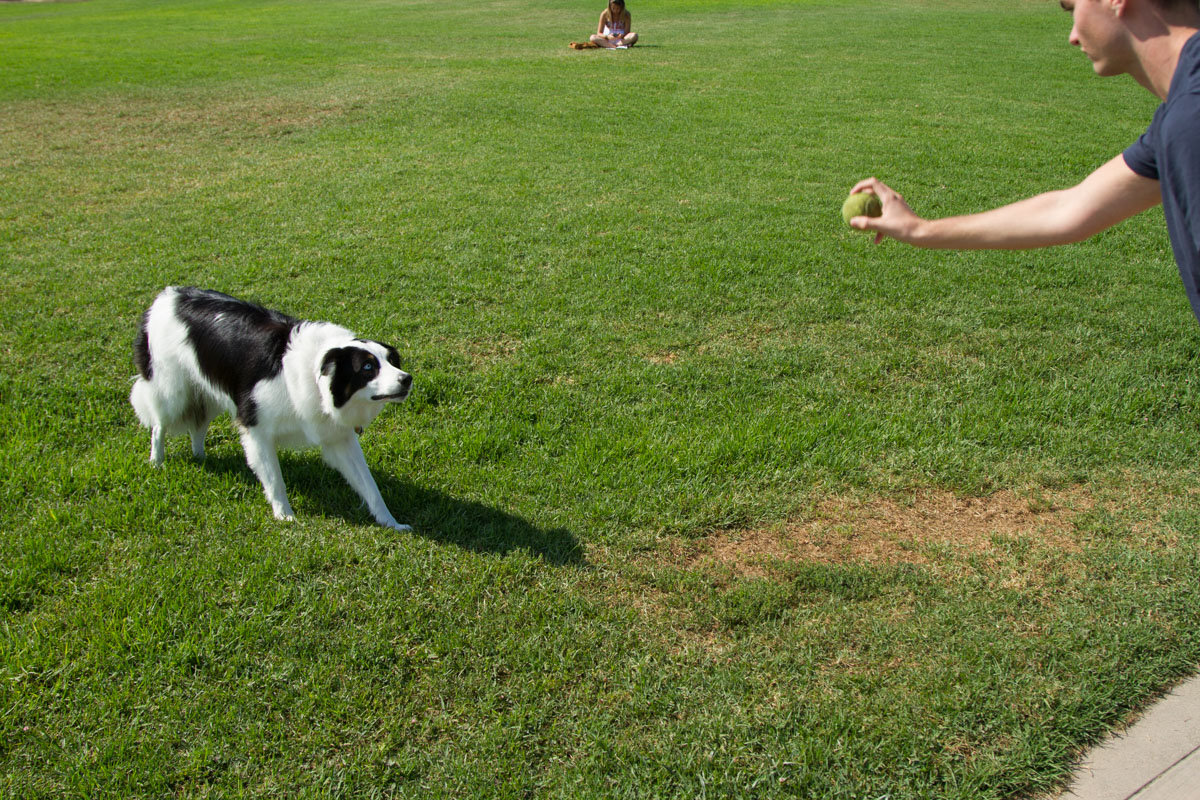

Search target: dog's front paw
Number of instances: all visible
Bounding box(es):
[379,518,412,533]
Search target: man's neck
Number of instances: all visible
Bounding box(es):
[1127,2,1200,99]
[1141,26,1198,99]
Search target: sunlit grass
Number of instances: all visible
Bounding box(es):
[2,1,1199,797]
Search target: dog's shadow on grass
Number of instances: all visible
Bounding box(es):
[201,454,586,567]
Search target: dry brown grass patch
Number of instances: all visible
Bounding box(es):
[0,93,358,166]
[459,334,522,368]
[687,488,1094,580]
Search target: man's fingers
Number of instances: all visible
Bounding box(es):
[850,177,880,196]
[849,216,886,242]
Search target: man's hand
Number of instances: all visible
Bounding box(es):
[847,177,925,245]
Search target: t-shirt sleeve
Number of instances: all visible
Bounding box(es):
[1123,104,1164,180]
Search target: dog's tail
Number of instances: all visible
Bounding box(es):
[129,375,155,429]
[133,309,153,380]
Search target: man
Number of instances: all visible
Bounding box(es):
[851,0,1200,320]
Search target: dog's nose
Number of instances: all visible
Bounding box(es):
[400,373,413,391]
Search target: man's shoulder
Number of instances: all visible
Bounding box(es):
[1178,31,1200,95]
[1168,34,1200,110]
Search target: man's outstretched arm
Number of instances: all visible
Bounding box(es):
[849,154,1162,249]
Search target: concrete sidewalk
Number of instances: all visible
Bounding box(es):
[1058,672,1200,800]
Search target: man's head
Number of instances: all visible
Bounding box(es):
[1062,0,1200,100]
[1061,0,1134,77]
[1063,0,1199,81]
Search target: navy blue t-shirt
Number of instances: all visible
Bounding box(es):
[1123,32,1200,323]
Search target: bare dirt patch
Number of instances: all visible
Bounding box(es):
[459,334,522,368]
[599,481,1186,652]
[686,489,1093,580]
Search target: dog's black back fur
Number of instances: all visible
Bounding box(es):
[175,287,299,426]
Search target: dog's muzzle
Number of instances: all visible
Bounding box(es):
[372,374,412,402]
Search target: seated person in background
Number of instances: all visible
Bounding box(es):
[590,0,638,48]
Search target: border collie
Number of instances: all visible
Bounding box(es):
[130,286,413,531]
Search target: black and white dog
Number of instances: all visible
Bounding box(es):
[130,286,413,531]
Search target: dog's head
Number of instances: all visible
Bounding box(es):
[319,340,412,422]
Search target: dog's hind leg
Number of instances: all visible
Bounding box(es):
[130,378,167,467]
[321,437,411,532]
[150,426,166,467]
[186,395,219,461]
[238,428,295,521]
[190,430,207,461]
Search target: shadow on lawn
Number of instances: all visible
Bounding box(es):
[201,454,586,567]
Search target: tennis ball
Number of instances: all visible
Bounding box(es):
[842,192,882,226]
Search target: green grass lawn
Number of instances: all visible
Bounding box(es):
[4,0,1200,796]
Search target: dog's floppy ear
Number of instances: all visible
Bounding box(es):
[320,347,345,377]
[320,347,357,409]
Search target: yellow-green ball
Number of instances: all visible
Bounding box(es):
[841,192,882,226]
